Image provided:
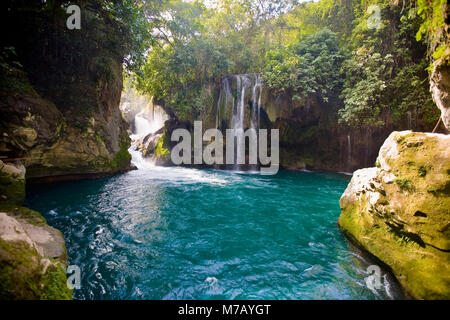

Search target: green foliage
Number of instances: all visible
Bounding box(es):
[416,0,448,56]
[0,47,35,94]
[338,1,438,128]
[110,141,132,169]
[418,164,432,177]
[339,49,392,127]
[96,0,155,73]
[155,133,170,157]
[263,29,345,104]
[129,0,442,127]
[135,0,300,117]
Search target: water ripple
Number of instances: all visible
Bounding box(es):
[26,168,404,300]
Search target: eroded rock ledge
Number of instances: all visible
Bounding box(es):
[338,131,450,299]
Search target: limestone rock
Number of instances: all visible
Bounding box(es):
[430,56,450,131]
[339,131,450,299]
[0,204,71,299]
[140,132,163,157]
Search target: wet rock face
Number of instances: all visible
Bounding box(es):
[339,131,450,299]
[0,205,71,300]
[152,119,192,166]
[430,57,450,131]
[140,132,163,157]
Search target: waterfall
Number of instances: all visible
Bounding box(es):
[216,74,263,170]
[128,104,168,169]
[233,75,249,169]
[134,113,152,139]
[131,105,168,141]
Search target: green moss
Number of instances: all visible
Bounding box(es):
[0,172,25,205]
[375,158,381,168]
[0,204,47,227]
[0,206,72,300]
[94,57,117,85]
[40,260,72,300]
[395,178,415,192]
[394,133,405,144]
[339,132,450,299]
[0,238,40,299]
[418,164,433,177]
[0,237,72,300]
[110,140,131,169]
[154,133,170,157]
[95,133,104,145]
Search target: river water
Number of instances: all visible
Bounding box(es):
[26,166,404,299]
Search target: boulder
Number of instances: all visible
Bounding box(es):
[0,160,25,204]
[0,204,71,299]
[339,131,450,299]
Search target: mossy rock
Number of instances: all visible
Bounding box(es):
[0,160,25,205]
[339,131,450,299]
[0,207,72,300]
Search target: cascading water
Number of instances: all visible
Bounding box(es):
[233,75,249,169]
[216,74,263,171]
[127,104,168,169]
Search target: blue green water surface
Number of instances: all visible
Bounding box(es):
[26,167,403,299]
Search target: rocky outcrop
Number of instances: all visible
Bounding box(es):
[139,131,163,158]
[0,1,132,181]
[0,160,25,204]
[339,131,450,299]
[429,2,450,132]
[0,158,71,299]
[151,119,192,166]
[430,52,450,131]
[0,203,72,300]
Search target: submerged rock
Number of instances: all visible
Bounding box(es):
[339,131,450,299]
[0,204,71,300]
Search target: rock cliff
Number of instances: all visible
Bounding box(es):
[0,1,132,181]
[190,75,437,172]
[430,50,450,131]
